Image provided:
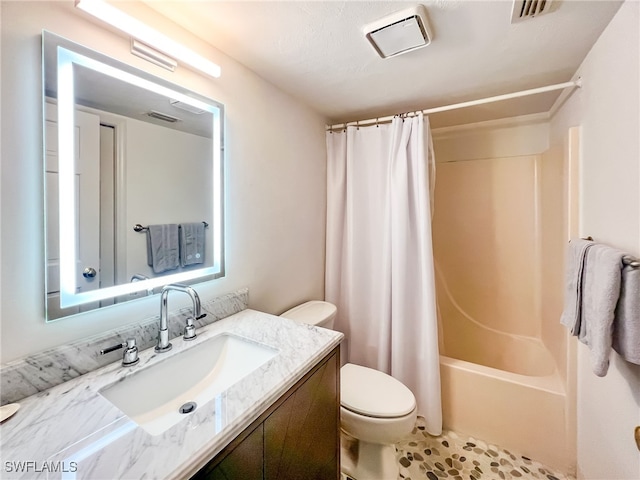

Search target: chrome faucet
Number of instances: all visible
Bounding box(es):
[156,284,207,353]
[130,273,153,296]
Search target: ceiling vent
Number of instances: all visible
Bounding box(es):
[363,5,433,59]
[146,110,181,123]
[511,0,554,23]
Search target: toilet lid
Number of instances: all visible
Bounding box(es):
[280,301,336,327]
[340,363,416,418]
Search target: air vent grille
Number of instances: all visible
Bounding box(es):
[511,0,553,23]
[363,5,433,59]
[146,110,181,123]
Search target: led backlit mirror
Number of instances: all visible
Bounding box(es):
[43,31,224,320]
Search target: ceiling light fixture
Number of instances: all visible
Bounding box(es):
[75,0,221,78]
[169,99,206,114]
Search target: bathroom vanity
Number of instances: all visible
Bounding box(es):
[0,310,342,479]
[192,347,339,479]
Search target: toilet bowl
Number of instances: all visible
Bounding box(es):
[281,301,418,480]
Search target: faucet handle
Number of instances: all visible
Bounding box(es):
[100,338,140,367]
[122,338,140,366]
[183,317,197,341]
[100,342,125,355]
[184,312,206,341]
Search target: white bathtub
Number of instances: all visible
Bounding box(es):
[440,352,571,471]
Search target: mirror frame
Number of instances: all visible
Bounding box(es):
[44,31,224,313]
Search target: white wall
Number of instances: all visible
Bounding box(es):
[0,1,327,362]
[550,1,640,478]
[124,118,212,281]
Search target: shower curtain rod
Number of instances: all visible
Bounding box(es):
[326,79,582,131]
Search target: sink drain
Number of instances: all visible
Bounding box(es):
[179,401,197,414]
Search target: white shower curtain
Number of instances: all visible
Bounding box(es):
[326,113,442,435]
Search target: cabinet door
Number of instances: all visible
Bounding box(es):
[264,353,339,480]
[193,424,263,480]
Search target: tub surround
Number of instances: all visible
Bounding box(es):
[0,288,249,406]
[0,308,342,479]
[432,125,573,472]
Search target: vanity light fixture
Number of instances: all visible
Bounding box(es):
[75,0,222,78]
[131,39,177,72]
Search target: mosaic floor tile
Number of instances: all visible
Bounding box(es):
[341,416,575,480]
[395,416,575,480]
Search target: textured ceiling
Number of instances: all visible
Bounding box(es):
[142,0,623,127]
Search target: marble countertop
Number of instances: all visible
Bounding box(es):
[0,309,343,479]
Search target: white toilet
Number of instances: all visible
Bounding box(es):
[281,301,417,480]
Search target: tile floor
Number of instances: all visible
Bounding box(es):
[342,416,575,480]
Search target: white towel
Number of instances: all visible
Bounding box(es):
[146,224,180,274]
[179,223,205,267]
[612,263,640,365]
[560,238,594,335]
[579,243,625,376]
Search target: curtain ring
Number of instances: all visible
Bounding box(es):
[376,118,379,128]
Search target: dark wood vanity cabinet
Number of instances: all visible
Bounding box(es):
[192,348,340,480]
[199,424,264,480]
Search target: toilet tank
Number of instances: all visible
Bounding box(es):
[280,301,337,329]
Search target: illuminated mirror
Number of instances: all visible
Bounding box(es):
[43,31,224,321]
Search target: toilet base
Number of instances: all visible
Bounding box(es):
[341,432,399,480]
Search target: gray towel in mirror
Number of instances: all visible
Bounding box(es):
[179,223,205,267]
[146,224,180,274]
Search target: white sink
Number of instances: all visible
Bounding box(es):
[99,333,278,436]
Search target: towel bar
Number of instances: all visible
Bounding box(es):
[580,237,638,268]
[134,222,209,233]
